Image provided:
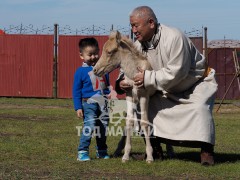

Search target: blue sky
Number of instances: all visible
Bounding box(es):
[1,0,239,40]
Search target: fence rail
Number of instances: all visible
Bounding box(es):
[3,24,130,36]
[2,24,203,37]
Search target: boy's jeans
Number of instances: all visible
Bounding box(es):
[78,101,109,152]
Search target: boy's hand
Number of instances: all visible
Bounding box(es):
[76,109,83,118]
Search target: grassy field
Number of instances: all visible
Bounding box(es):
[0,97,240,179]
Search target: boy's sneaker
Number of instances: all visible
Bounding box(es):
[77,151,90,161]
[96,150,110,159]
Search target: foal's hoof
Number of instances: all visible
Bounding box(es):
[122,158,129,163]
[146,159,154,164]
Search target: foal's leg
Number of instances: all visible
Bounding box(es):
[122,96,134,162]
[139,96,153,163]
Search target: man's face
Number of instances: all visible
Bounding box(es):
[130,15,155,42]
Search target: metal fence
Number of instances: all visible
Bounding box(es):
[1,24,239,99]
[2,24,130,36]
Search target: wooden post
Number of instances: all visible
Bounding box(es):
[53,23,58,98]
[204,27,208,64]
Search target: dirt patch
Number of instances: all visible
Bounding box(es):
[0,104,72,109]
[0,103,71,121]
[0,114,63,122]
[213,103,240,114]
[0,132,24,137]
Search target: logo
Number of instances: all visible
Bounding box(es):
[76,86,155,138]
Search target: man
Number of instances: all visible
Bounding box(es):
[116,6,218,165]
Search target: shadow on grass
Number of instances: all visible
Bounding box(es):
[112,151,240,165]
[175,151,240,164]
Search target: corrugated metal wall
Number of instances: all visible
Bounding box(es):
[1,34,239,99]
[208,48,240,99]
[190,37,203,53]
[0,35,54,97]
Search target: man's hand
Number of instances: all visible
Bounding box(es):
[133,67,145,88]
[76,109,83,118]
[119,77,133,92]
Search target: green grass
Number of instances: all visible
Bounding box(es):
[0,97,240,179]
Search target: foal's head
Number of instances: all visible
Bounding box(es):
[93,30,133,77]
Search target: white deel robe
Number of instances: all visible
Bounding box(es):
[135,24,218,145]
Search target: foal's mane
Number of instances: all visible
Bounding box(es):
[120,36,147,61]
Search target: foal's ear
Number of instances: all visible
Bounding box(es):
[115,30,121,44]
[109,30,121,45]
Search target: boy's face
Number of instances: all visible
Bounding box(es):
[80,46,99,66]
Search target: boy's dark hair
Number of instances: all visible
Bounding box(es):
[78,37,99,53]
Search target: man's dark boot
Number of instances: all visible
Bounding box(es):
[131,135,164,161]
[201,143,214,166]
[166,144,176,159]
[151,136,164,160]
[152,146,164,160]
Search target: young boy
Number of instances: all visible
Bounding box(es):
[73,37,110,161]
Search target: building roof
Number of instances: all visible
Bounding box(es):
[208,39,240,48]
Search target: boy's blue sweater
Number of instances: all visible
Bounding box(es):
[72,63,110,111]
